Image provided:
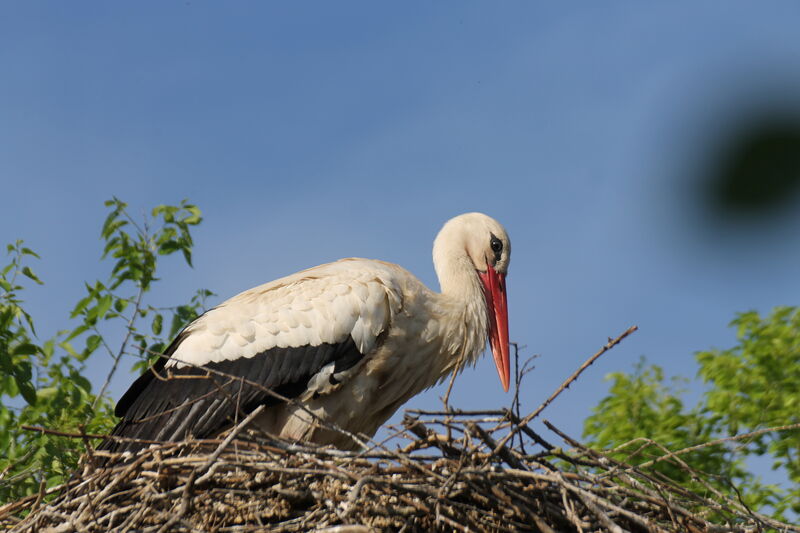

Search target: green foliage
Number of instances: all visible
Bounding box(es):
[584,309,800,519]
[0,199,211,505]
[698,308,800,472]
[583,361,738,486]
[0,242,42,408]
[698,308,800,512]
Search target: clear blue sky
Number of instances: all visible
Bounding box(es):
[3,3,800,460]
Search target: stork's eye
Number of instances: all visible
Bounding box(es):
[491,238,502,253]
[490,235,503,261]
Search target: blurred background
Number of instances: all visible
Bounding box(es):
[2,2,800,466]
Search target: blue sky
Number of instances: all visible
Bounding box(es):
[3,2,800,463]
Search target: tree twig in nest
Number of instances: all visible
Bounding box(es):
[494,324,638,453]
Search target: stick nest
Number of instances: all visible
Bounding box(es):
[3,329,797,532]
[2,408,797,533]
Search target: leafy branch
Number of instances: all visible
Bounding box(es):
[584,308,800,519]
[0,198,212,504]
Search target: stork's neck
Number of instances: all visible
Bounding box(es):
[431,241,489,370]
[435,255,483,300]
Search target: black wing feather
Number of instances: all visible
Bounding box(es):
[114,327,191,418]
[100,336,365,454]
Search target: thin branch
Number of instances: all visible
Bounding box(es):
[493,325,638,453]
[623,421,800,471]
[92,284,146,409]
[194,405,265,484]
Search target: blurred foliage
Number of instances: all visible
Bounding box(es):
[705,116,800,215]
[585,308,800,519]
[0,198,211,504]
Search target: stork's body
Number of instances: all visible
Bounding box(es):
[102,213,510,452]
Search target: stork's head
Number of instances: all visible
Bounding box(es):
[433,213,511,392]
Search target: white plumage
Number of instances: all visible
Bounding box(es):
[102,212,511,452]
[171,260,399,367]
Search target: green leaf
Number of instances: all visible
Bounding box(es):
[158,240,181,255]
[182,248,193,267]
[70,294,93,318]
[85,334,102,354]
[101,212,116,238]
[16,379,37,405]
[21,266,43,285]
[103,219,128,241]
[114,298,129,313]
[95,294,113,320]
[151,313,163,336]
[11,343,39,356]
[65,323,89,342]
[60,341,79,359]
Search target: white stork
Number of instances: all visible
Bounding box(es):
[101,212,510,452]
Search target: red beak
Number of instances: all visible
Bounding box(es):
[478,265,510,392]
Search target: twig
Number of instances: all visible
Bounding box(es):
[195,404,265,483]
[509,343,537,453]
[92,284,145,409]
[493,325,638,453]
[618,421,800,472]
[21,426,109,440]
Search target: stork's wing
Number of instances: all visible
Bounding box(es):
[101,259,402,452]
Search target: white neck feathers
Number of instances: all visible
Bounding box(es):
[431,217,490,370]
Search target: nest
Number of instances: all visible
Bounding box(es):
[2,328,798,532]
[2,408,797,533]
